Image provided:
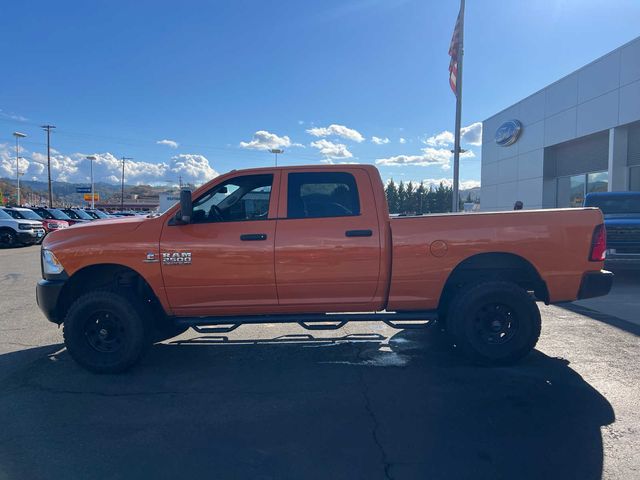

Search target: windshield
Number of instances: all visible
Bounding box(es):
[0,209,11,220]
[16,209,43,220]
[71,209,93,220]
[48,209,73,220]
[86,209,109,219]
[585,194,640,214]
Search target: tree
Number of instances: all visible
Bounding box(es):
[397,181,407,214]
[385,179,399,213]
[415,182,426,214]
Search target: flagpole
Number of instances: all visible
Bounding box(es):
[452,0,465,212]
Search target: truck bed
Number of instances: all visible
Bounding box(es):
[386,208,604,311]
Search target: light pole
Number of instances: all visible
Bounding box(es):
[13,132,27,206]
[86,155,97,209]
[269,149,283,167]
[120,156,133,211]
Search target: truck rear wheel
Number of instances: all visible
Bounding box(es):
[447,281,541,365]
[63,291,149,373]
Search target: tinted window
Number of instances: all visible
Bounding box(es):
[0,209,11,220]
[287,172,360,219]
[63,209,81,219]
[191,174,273,223]
[45,209,72,220]
[584,194,640,214]
[15,209,43,220]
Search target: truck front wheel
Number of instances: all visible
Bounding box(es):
[63,291,149,373]
[448,281,541,365]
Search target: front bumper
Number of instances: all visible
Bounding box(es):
[577,270,614,300]
[36,279,66,324]
[17,230,45,244]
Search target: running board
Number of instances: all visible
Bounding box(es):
[174,311,438,330]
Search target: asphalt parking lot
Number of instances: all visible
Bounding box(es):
[0,246,638,479]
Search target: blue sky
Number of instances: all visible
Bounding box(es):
[1,0,639,189]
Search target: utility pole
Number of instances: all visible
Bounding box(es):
[120,156,132,210]
[41,125,56,207]
[12,132,26,206]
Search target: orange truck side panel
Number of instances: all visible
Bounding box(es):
[43,164,604,319]
[387,208,604,311]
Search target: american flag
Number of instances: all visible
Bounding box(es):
[448,7,462,96]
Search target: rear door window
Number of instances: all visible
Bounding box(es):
[287,172,360,219]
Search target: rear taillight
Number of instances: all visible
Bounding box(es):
[589,224,607,262]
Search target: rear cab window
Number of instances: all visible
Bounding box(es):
[287,172,360,219]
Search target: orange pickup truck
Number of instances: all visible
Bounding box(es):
[36,165,612,373]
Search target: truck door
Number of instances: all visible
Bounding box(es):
[160,172,279,316]
[274,169,381,310]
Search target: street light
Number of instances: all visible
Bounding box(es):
[12,132,27,206]
[86,155,97,209]
[269,149,284,167]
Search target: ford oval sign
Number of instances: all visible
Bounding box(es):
[495,120,522,147]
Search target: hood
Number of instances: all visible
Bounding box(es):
[18,219,43,227]
[43,215,151,250]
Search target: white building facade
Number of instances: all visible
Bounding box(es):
[481,36,640,211]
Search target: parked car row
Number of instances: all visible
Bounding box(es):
[0,206,120,248]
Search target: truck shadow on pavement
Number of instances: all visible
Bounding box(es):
[0,327,615,480]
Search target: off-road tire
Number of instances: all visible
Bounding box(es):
[63,291,149,373]
[0,229,17,248]
[447,281,541,365]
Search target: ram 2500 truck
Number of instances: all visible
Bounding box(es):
[36,165,613,373]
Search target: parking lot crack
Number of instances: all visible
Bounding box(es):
[356,345,393,480]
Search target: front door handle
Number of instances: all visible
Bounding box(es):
[345,229,373,237]
[240,233,267,241]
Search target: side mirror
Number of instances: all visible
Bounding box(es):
[179,189,193,224]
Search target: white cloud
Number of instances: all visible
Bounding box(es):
[425,130,454,147]
[157,139,179,149]
[0,143,218,187]
[310,139,353,159]
[371,136,390,145]
[460,122,482,146]
[422,178,481,190]
[169,154,218,185]
[424,122,483,147]
[240,130,292,151]
[399,137,407,144]
[376,147,474,170]
[306,124,364,143]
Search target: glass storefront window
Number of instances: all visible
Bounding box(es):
[630,166,640,191]
[557,171,608,207]
[587,172,608,193]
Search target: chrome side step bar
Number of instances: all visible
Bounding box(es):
[174,311,438,331]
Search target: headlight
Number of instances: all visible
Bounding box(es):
[18,224,33,230]
[42,249,64,275]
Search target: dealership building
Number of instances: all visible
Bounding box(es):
[480,36,640,210]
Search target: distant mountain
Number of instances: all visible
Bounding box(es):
[0,177,173,206]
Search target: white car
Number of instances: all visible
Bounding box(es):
[0,207,46,247]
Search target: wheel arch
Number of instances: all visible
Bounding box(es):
[438,252,549,317]
[57,263,166,324]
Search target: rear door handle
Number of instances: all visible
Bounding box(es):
[240,233,268,241]
[345,229,373,237]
